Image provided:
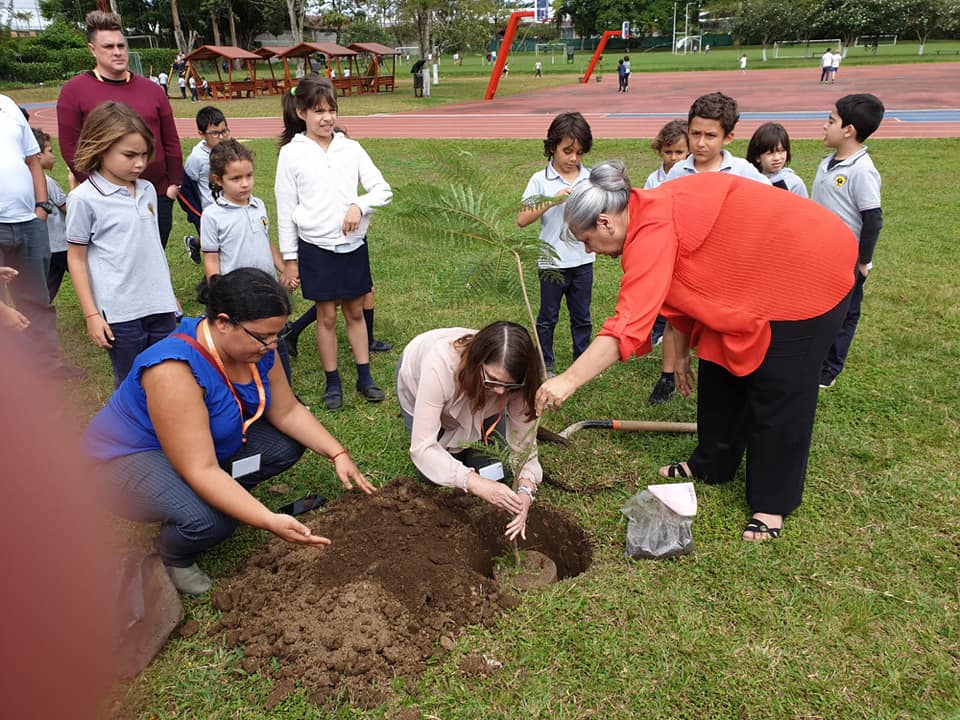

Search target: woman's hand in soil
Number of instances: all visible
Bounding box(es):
[333,453,377,495]
[504,495,532,541]
[268,513,331,547]
[469,475,523,514]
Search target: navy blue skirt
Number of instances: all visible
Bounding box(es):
[298,239,372,302]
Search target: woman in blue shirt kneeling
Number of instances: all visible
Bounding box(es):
[86,268,374,595]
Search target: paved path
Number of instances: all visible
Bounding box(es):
[27,63,960,140]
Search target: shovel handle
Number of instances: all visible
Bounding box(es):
[559,419,697,438]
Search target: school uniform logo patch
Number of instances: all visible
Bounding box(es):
[261,216,269,232]
[147,203,155,216]
[834,175,847,188]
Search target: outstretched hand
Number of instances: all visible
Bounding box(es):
[333,453,377,495]
[267,513,331,546]
[535,373,576,416]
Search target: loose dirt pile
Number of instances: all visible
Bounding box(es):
[207,477,592,709]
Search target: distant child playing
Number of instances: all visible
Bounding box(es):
[812,93,884,388]
[201,138,296,382]
[517,112,594,378]
[747,122,808,197]
[183,106,231,263]
[275,76,393,410]
[66,101,178,387]
[31,128,70,300]
[643,119,689,405]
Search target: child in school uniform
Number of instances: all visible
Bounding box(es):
[66,100,178,388]
[31,128,70,300]
[275,76,393,410]
[812,93,885,388]
[182,106,231,263]
[200,139,297,382]
[747,122,808,197]
[643,120,689,405]
[517,112,594,378]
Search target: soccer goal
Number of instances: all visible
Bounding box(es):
[395,46,420,63]
[535,42,568,64]
[855,34,897,47]
[773,38,841,59]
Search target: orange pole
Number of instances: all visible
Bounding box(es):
[582,30,622,83]
[484,10,534,100]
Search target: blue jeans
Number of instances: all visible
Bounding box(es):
[0,218,61,373]
[536,263,593,369]
[108,312,177,388]
[821,269,867,380]
[100,420,305,567]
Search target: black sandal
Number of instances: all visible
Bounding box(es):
[743,518,781,540]
[660,461,692,479]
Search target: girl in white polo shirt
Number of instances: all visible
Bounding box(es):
[275,76,393,411]
[66,100,177,388]
[200,138,296,382]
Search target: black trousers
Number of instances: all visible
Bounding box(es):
[686,292,851,515]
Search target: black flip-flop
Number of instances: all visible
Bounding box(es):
[660,461,692,479]
[743,518,781,540]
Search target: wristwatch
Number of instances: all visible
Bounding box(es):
[517,485,536,504]
[35,200,55,213]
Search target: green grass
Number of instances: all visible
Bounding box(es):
[48,136,960,719]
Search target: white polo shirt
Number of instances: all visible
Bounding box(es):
[521,161,594,269]
[0,93,41,223]
[200,195,275,276]
[767,167,808,198]
[45,175,68,252]
[184,141,214,209]
[811,147,881,240]
[644,164,671,189]
[665,150,771,184]
[66,173,177,323]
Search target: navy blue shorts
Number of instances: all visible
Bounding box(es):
[298,239,372,302]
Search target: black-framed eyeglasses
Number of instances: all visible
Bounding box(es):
[231,319,291,348]
[480,365,524,391]
[204,128,231,138]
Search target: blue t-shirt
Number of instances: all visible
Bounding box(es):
[84,316,276,462]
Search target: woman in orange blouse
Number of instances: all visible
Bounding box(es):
[536,162,856,541]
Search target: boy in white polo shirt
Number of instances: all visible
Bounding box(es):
[182,106,230,263]
[812,93,884,388]
[517,112,594,377]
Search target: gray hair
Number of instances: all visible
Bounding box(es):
[563,160,632,236]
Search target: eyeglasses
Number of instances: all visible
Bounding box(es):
[231,319,291,348]
[204,128,231,138]
[480,365,524,391]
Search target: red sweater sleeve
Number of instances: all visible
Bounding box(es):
[157,90,183,187]
[598,190,679,361]
[56,78,84,177]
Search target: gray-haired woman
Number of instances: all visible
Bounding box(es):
[536,161,856,541]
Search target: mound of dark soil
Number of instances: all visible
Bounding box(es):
[208,477,592,709]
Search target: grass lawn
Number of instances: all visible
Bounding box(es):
[48,135,960,719]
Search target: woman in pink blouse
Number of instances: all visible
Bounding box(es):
[396,321,542,541]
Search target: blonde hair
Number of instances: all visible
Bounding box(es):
[73,101,154,174]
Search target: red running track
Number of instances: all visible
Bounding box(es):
[28,63,960,140]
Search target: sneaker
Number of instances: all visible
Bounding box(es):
[818,372,836,389]
[368,339,393,353]
[356,381,385,403]
[648,374,676,405]
[323,385,343,410]
[183,235,201,265]
[652,332,664,347]
[166,563,212,595]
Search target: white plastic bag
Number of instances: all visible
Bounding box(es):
[621,483,697,559]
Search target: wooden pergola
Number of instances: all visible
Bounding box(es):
[253,46,294,93]
[347,42,400,93]
[278,42,361,96]
[185,45,267,99]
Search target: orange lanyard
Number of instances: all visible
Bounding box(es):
[200,321,266,444]
[483,396,506,445]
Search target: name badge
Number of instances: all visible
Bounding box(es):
[231,453,262,478]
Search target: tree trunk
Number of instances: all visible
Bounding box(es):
[228,1,238,48]
[170,0,186,54]
[211,13,222,46]
[287,0,303,45]
[109,0,119,16]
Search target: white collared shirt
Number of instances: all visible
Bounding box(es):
[521,160,594,269]
[66,173,177,323]
[184,140,214,209]
[200,194,275,276]
[665,149,771,184]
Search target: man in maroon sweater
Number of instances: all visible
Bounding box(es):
[56,11,183,248]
